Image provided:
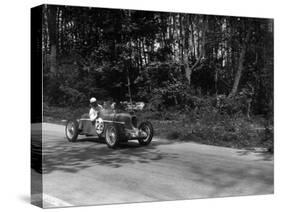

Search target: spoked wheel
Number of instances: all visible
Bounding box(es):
[65,120,79,142]
[138,121,153,146]
[105,125,119,148]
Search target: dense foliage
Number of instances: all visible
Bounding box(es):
[42,5,273,118]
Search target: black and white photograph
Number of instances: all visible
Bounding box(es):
[31,4,273,208]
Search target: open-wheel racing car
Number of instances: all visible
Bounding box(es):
[65,110,153,148]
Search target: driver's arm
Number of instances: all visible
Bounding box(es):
[89,108,98,122]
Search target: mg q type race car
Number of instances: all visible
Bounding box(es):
[65,110,153,148]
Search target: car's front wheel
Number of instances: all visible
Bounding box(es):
[105,125,119,148]
[65,120,79,142]
[138,121,153,145]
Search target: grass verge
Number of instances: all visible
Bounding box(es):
[43,105,273,151]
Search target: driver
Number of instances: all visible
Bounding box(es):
[89,97,103,124]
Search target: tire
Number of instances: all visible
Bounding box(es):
[65,120,79,142]
[105,125,119,148]
[138,121,153,146]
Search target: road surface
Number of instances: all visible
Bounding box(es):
[31,123,273,208]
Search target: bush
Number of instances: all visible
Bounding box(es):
[216,90,252,116]
[43,104,273,151]
[167,131,181,140]
[59,85,87,106]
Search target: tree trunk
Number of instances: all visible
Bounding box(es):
[48,6,57,75]
[182,15,192,84]
[50,45,57,74]
[142,39,147,65]
[138,39,143,69]
[228,29,251,97]
[191,18,207,70]
[183,16,207,85]
[127,70,133,106]
[172,15,176,60]
[179,14,184,62]
[228,47,246,97]
[184,58,192,84]
[190,16,196,59]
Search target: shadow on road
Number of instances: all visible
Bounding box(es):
[39,136,179,174]
[32,132,274,175]
[32,132,273,196]
[187,161,273,197]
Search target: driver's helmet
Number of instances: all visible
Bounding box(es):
[90,97,97,104]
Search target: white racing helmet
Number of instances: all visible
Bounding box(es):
[90,97,97,103]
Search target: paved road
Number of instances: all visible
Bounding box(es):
[31,123,273,208]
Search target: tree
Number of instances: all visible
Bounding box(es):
[181,15,207,85]
[42,5,273,118]
[228,20,252,97]
[47,5,58,75]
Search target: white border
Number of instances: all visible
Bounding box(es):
[0,0,279,212]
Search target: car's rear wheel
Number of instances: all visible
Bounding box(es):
[105,125,119,148]
[138,121,153,146]
[65,120,79,142]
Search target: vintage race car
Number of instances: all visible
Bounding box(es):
[65,110,153,148]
